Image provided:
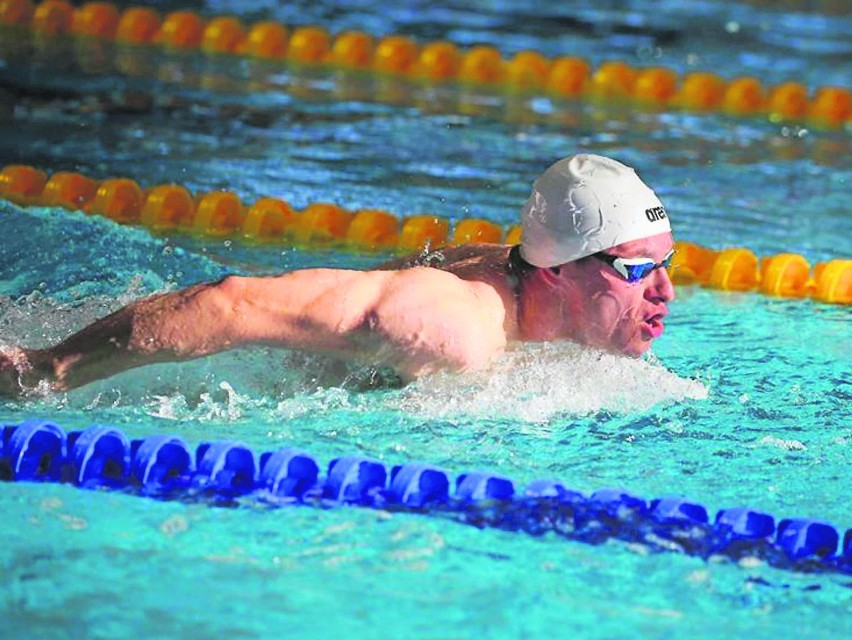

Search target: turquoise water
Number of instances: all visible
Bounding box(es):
[1,0,852,638]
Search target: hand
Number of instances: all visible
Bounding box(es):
[0,347,35,398]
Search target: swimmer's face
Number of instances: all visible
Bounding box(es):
[557,232,676,356]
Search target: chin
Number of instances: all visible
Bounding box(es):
[580,328,652,358]
[590,339,647,358]
[621,340,651,358]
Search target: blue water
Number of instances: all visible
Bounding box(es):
[1,1,851,638]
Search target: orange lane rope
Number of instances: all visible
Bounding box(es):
[0,0,848,129]
[1,163,849,304]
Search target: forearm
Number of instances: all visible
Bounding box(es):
[25,282,236,392]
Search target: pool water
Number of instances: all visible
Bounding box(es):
[1,0,851,638]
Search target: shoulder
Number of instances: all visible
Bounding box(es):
[370,267,508,373]
[379,267,504,315]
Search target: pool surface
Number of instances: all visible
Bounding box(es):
[1,1,851,638]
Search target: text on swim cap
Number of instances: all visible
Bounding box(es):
[645,206,667,222]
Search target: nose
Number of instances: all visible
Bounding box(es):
[645,265,676,303]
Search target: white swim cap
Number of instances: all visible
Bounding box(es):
[519,154,671,267]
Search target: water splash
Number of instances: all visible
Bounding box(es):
[0,276,157,347]
[393,342,708,423]
[146,381,250,422]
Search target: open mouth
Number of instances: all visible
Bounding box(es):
[642,313,666,338]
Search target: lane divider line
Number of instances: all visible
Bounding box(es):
[2,419,850,576]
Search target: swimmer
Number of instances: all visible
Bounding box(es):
[0,154,675,396]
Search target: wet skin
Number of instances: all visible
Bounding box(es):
[400,231,676,357]
[539,232,676,357]
[0,232,675,395]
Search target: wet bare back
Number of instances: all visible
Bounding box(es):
[377,244,514,290]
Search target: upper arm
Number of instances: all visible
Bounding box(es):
[214,269,387,352]
[214,267,506,376]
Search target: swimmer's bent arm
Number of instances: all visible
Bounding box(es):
[0,267,506,395]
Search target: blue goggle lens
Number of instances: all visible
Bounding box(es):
[623,262,656,283]
[595,249,675,283]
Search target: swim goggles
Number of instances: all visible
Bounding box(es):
[591,249,675,283]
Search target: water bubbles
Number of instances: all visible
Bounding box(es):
[780,126,808,139]
[725,21,741,34]
[636,45,663,61]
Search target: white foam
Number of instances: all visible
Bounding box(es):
[392,342,708,423]
[756,436,807,451]
[145,381,251,422]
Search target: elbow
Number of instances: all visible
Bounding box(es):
[214,275,246,306]
[131,277,248,359]
[210,275,252,314]
[198,275,250,346]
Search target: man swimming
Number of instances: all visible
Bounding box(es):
[0,154,675,396]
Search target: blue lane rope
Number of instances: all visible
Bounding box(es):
[1,419,850,576]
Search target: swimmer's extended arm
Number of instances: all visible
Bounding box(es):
[1,281,245,395]
[0,267,506,395]
[0,270,376,394]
